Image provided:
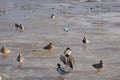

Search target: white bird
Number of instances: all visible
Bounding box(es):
[64,27,69,32]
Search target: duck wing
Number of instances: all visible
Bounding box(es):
[57,67,70,74]
[92,63,100,69]
[68,61,73,69]
[17,55,20,62]
[15,23,20,28]
[60,55,67,65]
[43,45,50,50]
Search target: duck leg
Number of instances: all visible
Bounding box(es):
[18,62,23,68]
[59,74,65,80]
[97,69,101,72]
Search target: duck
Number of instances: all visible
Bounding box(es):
[19,24,24,32]
[60,54,75,69]
[82,37,89,44]
[64,47,71,56]
[17,52,24,68]
[43,42,54,52]
[92,60,104,72]
[1,46,11,58]
[51,14,55,19]
[57,63,70,80]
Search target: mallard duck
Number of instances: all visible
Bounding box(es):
[15,23,20,30]
[82,37,89,44]
[92,60,104,72]
[19,24,24,32]
[17,52,24,68]
[60,54,75,69]
[43,42,54,52]
[64,47,71,56]
[51,14,55,19]
[1,46,11,58]
[57,63,70,80]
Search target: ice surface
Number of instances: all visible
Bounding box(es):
[0,0,120,80]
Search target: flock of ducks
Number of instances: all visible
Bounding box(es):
[0,14,104,80]
[0,46,24,68]
[57,47,104,80]
[60,47,75,70]
[58,47,75,79]
[0,23,25,67]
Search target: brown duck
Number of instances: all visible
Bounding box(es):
[43,42,54,52]
[1,46,11,58]
[92,60,104,72]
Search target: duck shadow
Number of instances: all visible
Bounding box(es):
[0,54,9,59]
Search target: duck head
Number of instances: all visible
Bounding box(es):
[19,53,23,57]
[1,46,4,49]
[100,60,103,64]
[57,63,61,68]
[66,47,70,50]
